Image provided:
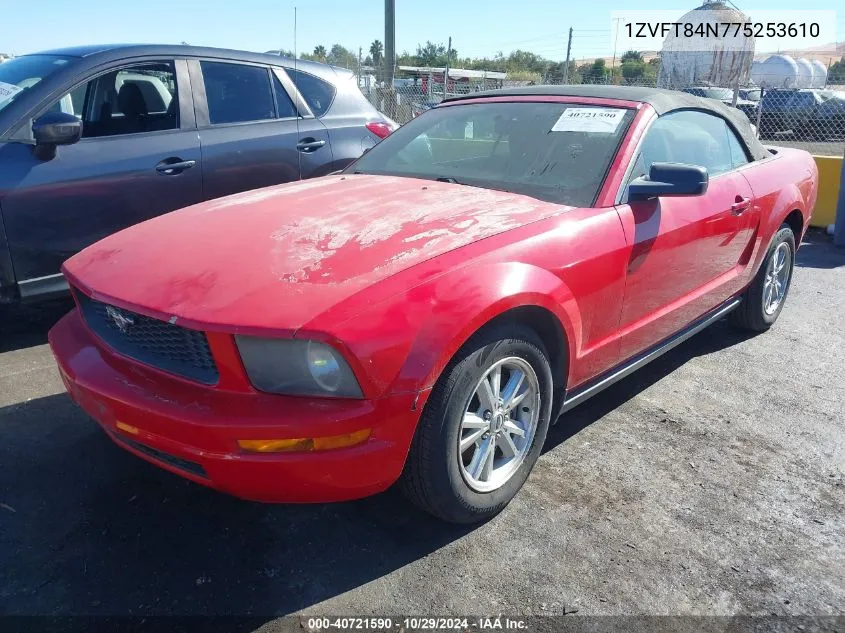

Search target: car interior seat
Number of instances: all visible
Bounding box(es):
[117,83,148,134]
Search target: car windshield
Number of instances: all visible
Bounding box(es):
[348,101,635,207]
[0,54,75,113]
[701,87,734,100]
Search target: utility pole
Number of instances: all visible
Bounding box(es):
[611,17,623,77]
[444,36,452,97]
[358,46,362,81]
[384,0,396,88]
[563,28,572,84]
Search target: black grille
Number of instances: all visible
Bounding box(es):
[77,293,219,385]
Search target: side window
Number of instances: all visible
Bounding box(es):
[637,110,735,178]
[288,69,336,117]
[47,83,87,117]
[271,74,298,119]
[201,61,275,124]
[726,125,750,169]
[45,61,178,138]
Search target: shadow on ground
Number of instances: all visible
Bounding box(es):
[795,229,844,270]
[0,298,74,353]
[544,318,750,452]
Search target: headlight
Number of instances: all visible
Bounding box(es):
[235,337,363,398]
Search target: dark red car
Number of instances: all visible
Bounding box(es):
[49,86,818,523]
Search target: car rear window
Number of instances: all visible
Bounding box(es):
[288,69,336,117]
[762,90,796,109]
[349,101,635,207]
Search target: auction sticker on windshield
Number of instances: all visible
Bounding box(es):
[0,82,23,102]
[552,107,626,133]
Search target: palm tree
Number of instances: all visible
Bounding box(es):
[313,45,327,62]
[369,40,384,66]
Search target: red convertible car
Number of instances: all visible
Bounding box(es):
[49,86,818,523]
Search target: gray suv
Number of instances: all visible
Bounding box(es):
[0,45,393,304]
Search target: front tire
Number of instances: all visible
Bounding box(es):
[730,224,796,332]
[400,325,553,523]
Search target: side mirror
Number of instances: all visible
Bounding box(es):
[32,112,82,161]
[628,162,709,202]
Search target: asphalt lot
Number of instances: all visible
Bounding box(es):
[0,230,843,628]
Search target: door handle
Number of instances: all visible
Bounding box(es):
[296,138,326,152]
[731,196,751,215]
[155,159,197,175]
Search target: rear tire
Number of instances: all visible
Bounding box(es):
[400,325,553,523]
[730,225,796,332]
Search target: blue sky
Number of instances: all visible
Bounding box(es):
[2,0,843,61]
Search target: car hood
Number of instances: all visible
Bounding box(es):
[818,98,845,113]
[722,98,756,107]
[64,174,563,333]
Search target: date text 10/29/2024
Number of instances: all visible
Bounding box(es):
[305,617,529,631]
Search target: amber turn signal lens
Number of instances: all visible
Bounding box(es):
[115,421,139,435]
[238,428,371,453]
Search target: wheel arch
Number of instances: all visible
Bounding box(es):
[783,208,805,246]
[466,305,569,390]
[394,261,578,413]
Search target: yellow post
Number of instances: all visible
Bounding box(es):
[811,155,843,229]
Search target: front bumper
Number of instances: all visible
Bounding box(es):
[48,310,422,503]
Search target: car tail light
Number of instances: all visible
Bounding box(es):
[366,121,392,139]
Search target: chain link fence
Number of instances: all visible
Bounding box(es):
[359,68,845,157]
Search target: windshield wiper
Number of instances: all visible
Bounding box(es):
[435,176,462,184]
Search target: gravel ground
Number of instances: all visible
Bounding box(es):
[0,230,843,629]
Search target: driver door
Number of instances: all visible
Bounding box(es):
[615,110,757,360]
[0,58,202,295]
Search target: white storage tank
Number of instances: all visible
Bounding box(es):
[754,55,799,89]
[811,59,828,88]
[657,0,754,89]
[795,58,815,89]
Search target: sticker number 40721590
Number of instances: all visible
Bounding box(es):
[0,81,23,102]
[551,107,626,134]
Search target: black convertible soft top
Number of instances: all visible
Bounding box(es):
[444,85,769,161]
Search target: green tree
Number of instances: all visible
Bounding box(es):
[412,41,458,67]
[578,58,607,83]
[416,41,442,66]
[397,50,417,66]
[620,50,644,63]
[369,40,384,66]
[313,45,327,62]
[546,60,577,84]
[620,58,657,85]
[829,57,845,83]
[327,44,353,68]
[505,49,547,74]
[621,60,647,82]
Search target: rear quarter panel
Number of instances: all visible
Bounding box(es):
[320,73,385,170]
[739,147,817,282]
